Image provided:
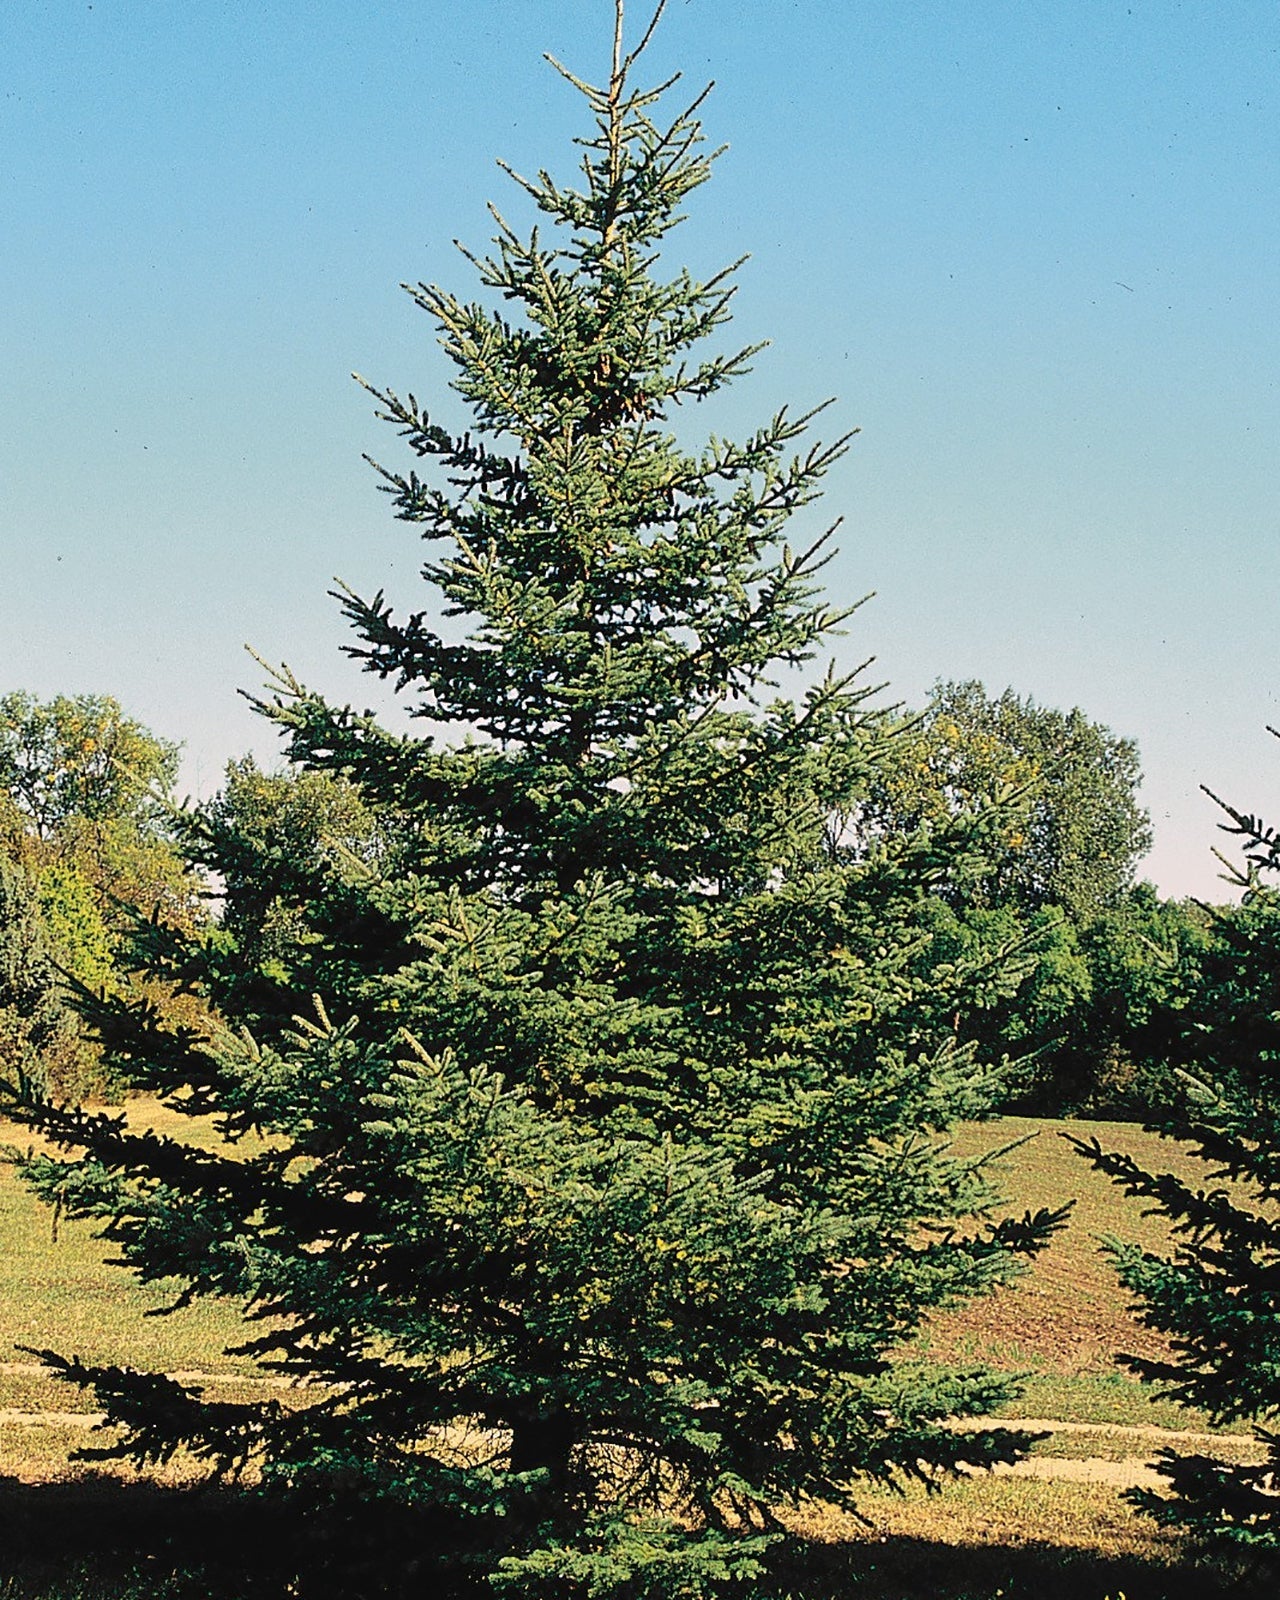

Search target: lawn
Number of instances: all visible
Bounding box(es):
[0,1105,1271,1597]
[926,1115,1240,1428]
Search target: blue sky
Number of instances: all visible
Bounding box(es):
[2,0,1277,898]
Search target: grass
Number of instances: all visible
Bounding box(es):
[0,1103,1273,1596]
[920,1115,1240,1427]
[0,1101,267,1377]
[775,1478,1273,1599]
[0,1106,1198,1402]
[984,1371,1257,1434]
[0,1475,1270,1600]
[1024,1429,1265,1465]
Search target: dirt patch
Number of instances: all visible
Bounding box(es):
[972,1455,1165,1489]
[958,1415,1256,1447]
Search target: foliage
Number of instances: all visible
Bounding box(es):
[36,861,116,994]
[1146,891,1280,1105]
[1063,887,1212,1113]
[5,10,1065,1595]
[0,692,178,842]
[863,680,1152,922]
[0,854,82,1098]
[0,694,201,1098]
[900,897,1084,1102]
[1011,887,1211,1116]
[910,883,1212,1117]
[1071,779,1280,1547]
[196,756,384,1011]
[855,679,1170,1116]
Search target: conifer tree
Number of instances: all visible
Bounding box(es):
[1072,780,1280,1547]
[5,6,1063,1593]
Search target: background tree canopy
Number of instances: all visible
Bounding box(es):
[863,679,1152,922]
[0,692,178,841]
[851,679,1183,1117]
[0,692,200,1097]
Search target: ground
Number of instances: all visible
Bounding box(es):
[0,1105,1273,1597]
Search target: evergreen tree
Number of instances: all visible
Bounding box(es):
[4,8,1064,1594]
[1071,780,1280,1546]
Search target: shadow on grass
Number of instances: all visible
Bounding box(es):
[0,1477,1276,1600]
[0,1474,472,1599]
[766,1527,1278,1600]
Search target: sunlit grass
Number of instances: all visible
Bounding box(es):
[0,1105,268,1378]
[1,1103,1271,1597]
[797,1474,1176,1558]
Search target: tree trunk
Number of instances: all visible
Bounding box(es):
[509,1410,577,1512]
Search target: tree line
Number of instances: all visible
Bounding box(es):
[1,4,1275,1591]
[0,676,1234,1123]
[0,691,203,1100]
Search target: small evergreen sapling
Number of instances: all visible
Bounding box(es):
[5,6,1065,1593]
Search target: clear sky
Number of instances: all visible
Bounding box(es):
[3,0,1277,899]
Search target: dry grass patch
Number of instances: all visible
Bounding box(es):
[928,1115,1208,1379]
[797,1474,1176,1560]
[770,1476,1278,1600]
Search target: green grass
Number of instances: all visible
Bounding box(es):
[0,1103,1271,1597]
[0,1102,271,1377]
[979,1371,1258,1435]
[988,1371,1246,1432]
[1025,1429,1265,1465]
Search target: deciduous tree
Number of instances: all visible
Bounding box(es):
[0,692,178,842]
[863,679,1151,921]
[0,693,200,1096]
[0,855,82,1098]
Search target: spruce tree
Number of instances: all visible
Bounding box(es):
[5,7,1063,1593]
[1072,781,1280,1548]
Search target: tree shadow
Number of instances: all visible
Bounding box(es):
[1,1476,1276,1600]
[766,1526,1278,1600]
[0,1473,473,1599]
